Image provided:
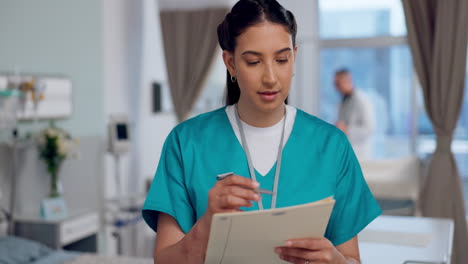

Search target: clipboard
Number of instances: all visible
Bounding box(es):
[204,197,335,264]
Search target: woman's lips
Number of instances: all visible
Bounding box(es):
[258,91,279,101]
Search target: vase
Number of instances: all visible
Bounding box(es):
[49,170,63,198]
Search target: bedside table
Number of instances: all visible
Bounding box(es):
[14,209,99,252]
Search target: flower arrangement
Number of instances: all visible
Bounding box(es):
[37,122,77,197]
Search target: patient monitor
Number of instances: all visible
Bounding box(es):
[107,115,130,155]
[106,115,142,255]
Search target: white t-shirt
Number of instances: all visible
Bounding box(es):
[225,105,297,176]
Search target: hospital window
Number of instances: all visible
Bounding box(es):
[319,0,468,211]
[319,0,406,39]
[319,46,413,158]
[319,0,412,159]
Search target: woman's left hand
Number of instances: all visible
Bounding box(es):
[274,237,346,264]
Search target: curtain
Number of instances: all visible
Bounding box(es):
[402,0,468,263]
[160,8,228,122]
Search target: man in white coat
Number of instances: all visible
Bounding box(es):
[334,69,375,160]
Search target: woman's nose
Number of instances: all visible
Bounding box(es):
[262,64,277,87]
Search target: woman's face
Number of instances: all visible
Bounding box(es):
[223,21,297,113]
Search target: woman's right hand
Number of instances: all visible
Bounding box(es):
[155,176,261,264]
[205,175,261,217]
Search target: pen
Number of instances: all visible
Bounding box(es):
[216,172,275,195]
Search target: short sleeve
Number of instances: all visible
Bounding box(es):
[324,133,382,246]
[142,129,195,234]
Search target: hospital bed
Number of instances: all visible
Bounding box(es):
[360,156,422,215]
[0,236,153,264]
[359,215,454,264]
[0,209,153,264]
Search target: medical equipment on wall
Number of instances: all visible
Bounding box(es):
[105,114,143,255]
[0,175,8,236]
[107,114,131,200]
[0,74,45,235]
[1,73,72,120]
[1,71,72,237]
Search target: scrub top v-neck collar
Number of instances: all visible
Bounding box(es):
[222,105,299,209]
[223,105,297,177]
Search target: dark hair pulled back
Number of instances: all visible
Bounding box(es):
[217,0,297,105]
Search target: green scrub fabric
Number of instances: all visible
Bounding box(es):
[142,107,381,246]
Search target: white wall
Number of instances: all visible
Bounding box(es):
[159,0,234,10]
[138,0,177,187]
[102,0,177,256]
[102,0,179,198]
[0,0,105,137]
[278,0,320,115]
[0,0,104,218]
[102,0,141,205]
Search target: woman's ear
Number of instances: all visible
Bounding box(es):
[222,50,236,77]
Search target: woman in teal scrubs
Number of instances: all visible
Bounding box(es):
[143,0,381,263]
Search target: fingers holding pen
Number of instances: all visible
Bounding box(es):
[207,174,261,215]
[220,194,253,209]
[222,174,260,189]
[222,184,261,200]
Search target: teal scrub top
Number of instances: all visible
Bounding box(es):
[142,107,381,246]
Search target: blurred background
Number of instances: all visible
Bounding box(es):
[0,0,466,263]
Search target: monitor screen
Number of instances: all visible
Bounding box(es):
[116,123,128,140]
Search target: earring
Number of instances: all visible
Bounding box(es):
[231,76,237,82]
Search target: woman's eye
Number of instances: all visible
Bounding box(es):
[277,59,288,64]
[247,61,260,65]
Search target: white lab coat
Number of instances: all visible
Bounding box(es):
[337,90,376,160]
